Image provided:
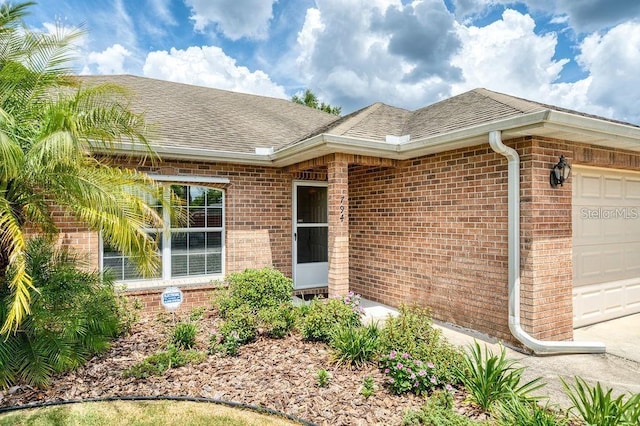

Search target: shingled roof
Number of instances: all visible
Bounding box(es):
[80,75,340,154]
[80,75,640,164]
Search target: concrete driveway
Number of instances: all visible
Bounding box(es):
[437,314,640,408]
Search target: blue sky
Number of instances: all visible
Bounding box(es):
[14,0,640,123]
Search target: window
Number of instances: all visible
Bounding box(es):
[102,184,224,282]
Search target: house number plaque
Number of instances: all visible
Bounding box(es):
[340,195,345,222]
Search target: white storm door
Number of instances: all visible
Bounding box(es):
[293,182,329,289]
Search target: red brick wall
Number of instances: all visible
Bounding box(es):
[56,157,295,280]
[349,145,513,341]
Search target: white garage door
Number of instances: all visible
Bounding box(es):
[573,166,640,327]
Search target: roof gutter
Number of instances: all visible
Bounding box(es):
[488,130,606,355]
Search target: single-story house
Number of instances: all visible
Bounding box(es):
[65,75,640,353]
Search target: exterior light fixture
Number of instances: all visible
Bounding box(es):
[550,155,571,187]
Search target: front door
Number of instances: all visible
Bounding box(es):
[293,182,328,289]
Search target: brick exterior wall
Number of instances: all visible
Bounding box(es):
[50,138,640,343]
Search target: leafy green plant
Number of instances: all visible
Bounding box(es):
[0,238,125,388]
[379,304,465,385]
[316,368,331,388]
[114,292,143,336]
[329,322,380,367]
[456,341,545,411]
[562,376,640,426]
[403,390,475,425]
[361,376,375,399]
[215,267,293,316]
[257,304,297,338]
[189,306,206,321]
[209,332,241,357]
[494,395,569,426]
[380,351,439,396]
[299,296,362,342]
[219,305,257,345]
[172,322,197,349]
[123,345,206,379]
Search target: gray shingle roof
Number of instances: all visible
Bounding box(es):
[79,75,340,154]
[79,75,639,159]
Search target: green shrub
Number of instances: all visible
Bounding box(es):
[172,322,197,349]
[562,376,640,426]
[219,305,257,345]
[403,390,475,425]
[379,304,465,385]
[494,395,569,426]
[456,341,545,411]
[216,267,293,315]
[123,345,206,379]
[0,238,125,388]
[299,297,362,342]
[329,322,380,367]
[257,304,296,338]
[209,332,241,357]
[189,306,206,321]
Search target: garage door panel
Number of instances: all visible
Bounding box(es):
[626,179,640,199]
[573,167,640,327]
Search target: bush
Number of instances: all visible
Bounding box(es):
[378,304,465,385]
[456,341,545,411]
[219,305,257,345]
[562,376,640,426]
[380,351,439,396]
[403,390,475,425]
[172,322,197,349]
[0,238,128,388]
[257,304,296,338]
[329,322,380,367]
[298,296,362,342]
[216,267,293,315]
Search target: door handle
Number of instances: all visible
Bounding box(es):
[294,232,297,241]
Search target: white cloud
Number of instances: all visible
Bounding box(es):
[185,0,276,40]
[142,45,287,98]
[574,21,640,123]
[84,44,132,74]
[451,9,567,100]
[295,0,461,112]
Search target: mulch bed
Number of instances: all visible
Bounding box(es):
[0,312,487,425]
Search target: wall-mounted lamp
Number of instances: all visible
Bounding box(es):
[550,155,571,187]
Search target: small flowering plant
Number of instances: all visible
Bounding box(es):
[379,351,438,396]
[337,291,365,315]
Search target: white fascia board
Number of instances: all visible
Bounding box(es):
[270,134,401,167]
[543,110,640,149]
[94,141,274,166]
[396,110,552,158]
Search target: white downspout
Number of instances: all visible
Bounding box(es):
[488,131,605,355]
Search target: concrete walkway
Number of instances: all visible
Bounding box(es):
[361,300,640,408]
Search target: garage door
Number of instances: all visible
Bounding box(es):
[573,166,640,327]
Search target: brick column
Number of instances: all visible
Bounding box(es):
[328,153,349,296]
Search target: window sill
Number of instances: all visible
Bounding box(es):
[116,275,224,291]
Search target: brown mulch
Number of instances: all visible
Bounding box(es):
[0,313,484,426]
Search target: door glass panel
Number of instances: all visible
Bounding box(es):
[297,186,327,224]
[297,227,328,263]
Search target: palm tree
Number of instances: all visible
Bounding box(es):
[0,2,166,334]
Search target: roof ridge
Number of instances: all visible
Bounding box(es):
[328,102,387,136]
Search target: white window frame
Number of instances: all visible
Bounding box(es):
[100,180,226,290]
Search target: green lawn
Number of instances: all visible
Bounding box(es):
[0,400,302,426]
